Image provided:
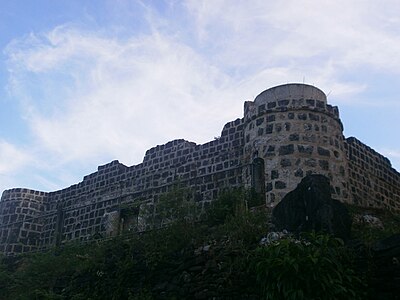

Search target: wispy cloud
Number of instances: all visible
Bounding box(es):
[185,0,400,102]
[2,0,400,191]
[0,140,31,174]
[6,27,240,170]
[186,0,400,69]
[0,140,32,192]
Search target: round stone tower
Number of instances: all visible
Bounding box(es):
[243,83,349,206]
[0,188,47,253]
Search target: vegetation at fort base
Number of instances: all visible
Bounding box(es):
[0,188,398,300]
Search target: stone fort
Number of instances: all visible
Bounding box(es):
[1,83,399,254]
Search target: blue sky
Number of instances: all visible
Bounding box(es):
[0,0,399,193]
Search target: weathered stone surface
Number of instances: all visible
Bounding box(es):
[274,181,286,189]
[1,83,400,255]
[265,124,273,134]
[294,169,304,177]
[304,158,317,167]
[318,160,329,170]
[308,113,319,121]
[272,174,352,240]
[280,158,291,167]
[297,113,307,120]
[317,146,330,156]
[278,144,294,155]
[346,137,400,211]
[298,144,313,154]
[266,115,275,122]
[278,99,290,106]
[271,170,279,179]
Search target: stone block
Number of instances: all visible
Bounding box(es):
[317,147,330,157]
[298,113,307,120]
[266,124,273,134]
[298,145,314,155]
[274,181,287,189]
[280,159,292,167]
[279,144,294,155]
[267,115,275,122]
[289,134,299,141]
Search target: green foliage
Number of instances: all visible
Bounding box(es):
[0,189,374,299]
[219,209,267,246]
[347,204,400,244]
[119,203,140,219]
[0,255,13,300]
[6,243,95,299]
[251,233,365,300]
[246,187,266,208]
[156,184,197,227]
[206,189,240,226]
[128,288,154,300]
[206,188,261,226]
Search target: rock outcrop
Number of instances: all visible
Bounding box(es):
[272,174,352,240]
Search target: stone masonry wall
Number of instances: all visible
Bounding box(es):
[1,119,247,254]
[345,137,400,212]
[0,189,47,253]
[0,83,399,255]
[242,84,349,206]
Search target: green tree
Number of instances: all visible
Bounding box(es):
[251,233,365,300]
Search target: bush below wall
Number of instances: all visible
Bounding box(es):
[0,190,398,300]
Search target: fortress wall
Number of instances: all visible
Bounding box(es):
[0,188,47,253]
[346,137,400,211]
[1,83,399,255]
[36,118,246,249]
[38,160,130,247]
[243,84,349,206]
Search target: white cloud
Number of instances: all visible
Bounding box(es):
[3,0,400,191]
[0,140,33,193]
[6,27,242,170]
[0,140,31,174]
[185,0,400,78]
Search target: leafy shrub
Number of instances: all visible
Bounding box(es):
[347,204,400,244]
[0,255,13,300]
[155,184,197,227]
[1,191,382,299]
[206,188,262,226]
[251,233,365,300]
